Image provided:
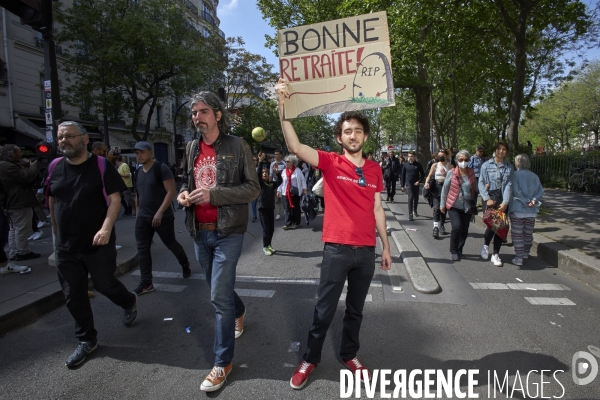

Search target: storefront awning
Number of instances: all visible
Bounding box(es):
[14,117,45,141]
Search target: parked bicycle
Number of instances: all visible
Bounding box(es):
[568,166,599,194]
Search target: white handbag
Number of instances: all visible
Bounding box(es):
[312,177,324,197]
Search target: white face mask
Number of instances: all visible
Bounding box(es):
[458,161,468,169]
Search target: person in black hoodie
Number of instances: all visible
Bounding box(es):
[257,152,281,256]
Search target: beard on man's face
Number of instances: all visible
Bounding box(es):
[60,141,85,158]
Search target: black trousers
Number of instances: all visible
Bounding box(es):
[57,244,136,343]
[259,207,275,247]
[283,194,301,226]
[304,243,375,364]
[135,215,189,284]
[385,178,397,200]
[431,182,446,224]
[406,184,420,215]
[447,207,472,254]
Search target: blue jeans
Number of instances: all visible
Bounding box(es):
[194,230,245,366]
[251,198,258,218]
[303,243,375,364]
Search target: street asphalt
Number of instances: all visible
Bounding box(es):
[1,191,599,399]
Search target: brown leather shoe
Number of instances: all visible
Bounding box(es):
[201,364,232,392]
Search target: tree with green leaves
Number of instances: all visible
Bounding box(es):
[219,37,279,112]
[56,0,224,142]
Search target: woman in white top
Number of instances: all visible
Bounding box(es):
[424,148,452,238]
[277,154,307,229]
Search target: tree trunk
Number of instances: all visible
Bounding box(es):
[414,86,432,163]
[506,1,531,151]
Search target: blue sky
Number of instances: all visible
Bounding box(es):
[217,0,280,71]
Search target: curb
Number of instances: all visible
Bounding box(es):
[384,205,441,294]
[0,254,138,337]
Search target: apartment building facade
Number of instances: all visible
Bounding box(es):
[0,0,225,164]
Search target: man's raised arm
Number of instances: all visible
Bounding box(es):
[275,78,319,168]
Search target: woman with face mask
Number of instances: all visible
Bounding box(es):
[424,148,452,238]
[439,150,477,261]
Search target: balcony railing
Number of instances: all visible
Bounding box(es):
[202,10,216,27]
[186,0,198,15]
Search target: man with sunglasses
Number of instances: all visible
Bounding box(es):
[275,79,392,390]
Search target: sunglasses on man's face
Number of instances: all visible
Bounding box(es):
[355,167,366,187]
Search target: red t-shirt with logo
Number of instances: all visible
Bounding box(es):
[194,141,218,223]
[317,150,383,246]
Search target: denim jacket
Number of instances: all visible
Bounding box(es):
[508,169,544,215]
[478,158,513,205]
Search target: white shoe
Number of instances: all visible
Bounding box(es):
[480,244,489,260]
[275,214,282,221]
[1,262,29,274]
[27,233,36,240]
[491,254,503,267]
[37,221,50,228]
[31,231,43,241]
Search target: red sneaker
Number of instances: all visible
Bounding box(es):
[290,361,316,389]
[343,357,370,382]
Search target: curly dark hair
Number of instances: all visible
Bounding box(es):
[333,111,370,138]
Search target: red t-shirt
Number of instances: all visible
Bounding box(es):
[317,150,383,246]
[194,141,218,223]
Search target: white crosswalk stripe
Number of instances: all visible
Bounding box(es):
[524,297,576,305]
[469,283,571,290]
[235,289,276,298]
[130,270,382,287]
[152,283,187,293]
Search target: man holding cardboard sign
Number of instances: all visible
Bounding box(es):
[275,78,392,390]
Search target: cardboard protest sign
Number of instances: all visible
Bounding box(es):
[278,11,394,119]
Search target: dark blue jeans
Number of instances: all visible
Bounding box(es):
[304,243,375,364]
[57,244,136,343]
[194,230,245,366]
[135,215,189,284]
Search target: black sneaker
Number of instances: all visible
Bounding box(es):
[133,282,154,295]
[408,214,414,221]
[123,293,138,327]
[252,216,257,222]
[440,225,447,235]
[14,252,41,261]
[182,262,192,278]
[65,341,97,368]
[433,227,439,238]
[414,211,419,217]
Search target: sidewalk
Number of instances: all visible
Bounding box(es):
[0,215,139,336]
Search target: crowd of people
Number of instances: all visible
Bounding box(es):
[0,83,547,393]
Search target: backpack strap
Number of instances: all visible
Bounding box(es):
[96,156,110,206]
[44,157,65,207]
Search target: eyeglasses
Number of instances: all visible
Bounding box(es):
[355,167,366,187]
[57,133,84,141]
[285,160,292,163]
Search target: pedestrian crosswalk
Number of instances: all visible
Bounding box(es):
[130,270,381,301]
[469,282,576,305]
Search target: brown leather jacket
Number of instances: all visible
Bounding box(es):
[180,132,260,237]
